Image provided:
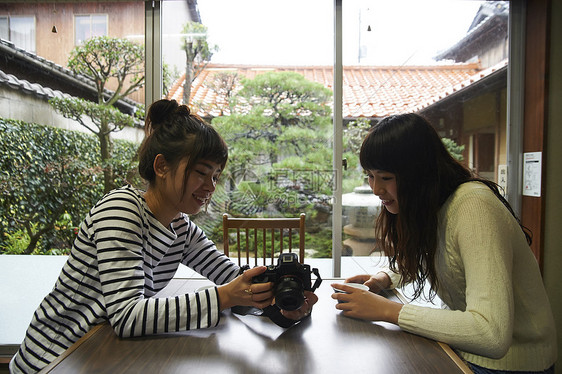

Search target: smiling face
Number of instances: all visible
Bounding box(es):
[146,155,223,227]
[366,169,399,214]
[170,158,222,215]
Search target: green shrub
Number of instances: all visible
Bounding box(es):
[0,118,139,254]
[442,137,465,161]
[2,228,31,254]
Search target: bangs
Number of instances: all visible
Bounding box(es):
[359,123,399,173]
[193,123,229,168]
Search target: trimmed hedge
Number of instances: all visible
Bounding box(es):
[0,118,140,254]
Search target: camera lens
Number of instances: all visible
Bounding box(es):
[274,276,305,311]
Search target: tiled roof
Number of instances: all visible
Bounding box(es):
[412,59,508,112]
[435,6,508,62]
[0,38,141,114]
[0,39,95,89]
[0,69,73,101]
[168,63,483,118]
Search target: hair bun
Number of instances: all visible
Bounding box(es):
[148,99,179,129]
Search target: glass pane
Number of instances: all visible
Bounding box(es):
[91,14,108,37]
[160,0,510,275]
[1,1,145,254]
[342,1,509,260]
[1,2,145,150]
[163,0,334,267]
[0,16,9,41]
[10,16,35,52]
[75,14,107,45]
[75,15,91,45]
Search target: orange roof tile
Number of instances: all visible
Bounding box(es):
[412,59,508,112]
[168,63,483,118]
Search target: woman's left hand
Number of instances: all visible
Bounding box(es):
[217,266,274,311]
[331,283,402,324]
[280,290,319,320]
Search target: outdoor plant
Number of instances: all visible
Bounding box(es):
[181,21,218,104]
[191,72,335,255]
[49,36,145,193]
[183,72,467,258]
[0,118,139,255]
[212,71,333,204]
[2,227,32,254]
[343,118,373,191]
[442,137,465,161]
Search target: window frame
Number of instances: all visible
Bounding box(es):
[145,0,526,276]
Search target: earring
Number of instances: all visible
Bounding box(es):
[204,196,213,213]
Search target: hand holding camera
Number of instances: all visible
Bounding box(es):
[217,266,275,311]
[252,253,322,311]
[222,253,322,327]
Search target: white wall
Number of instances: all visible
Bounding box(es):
[0,87,145,144]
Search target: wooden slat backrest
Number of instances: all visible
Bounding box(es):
[222,213,305,265]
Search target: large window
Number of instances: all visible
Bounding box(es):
[0,15,36,52]
[161,0,335,267]
[1,0,512,277]
[158,0,509,276]
[339,1,509,266]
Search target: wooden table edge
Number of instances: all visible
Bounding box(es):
[37,282,472,374]
[438,342,473,373]
[39,323,105,373]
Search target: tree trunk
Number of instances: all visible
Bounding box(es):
[24,222,55,254]
[183,41,195,105]
[99,120,114,194]
[183,61,193,105]
[25,232,42,254]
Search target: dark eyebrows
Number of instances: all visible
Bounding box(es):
[197,161,222,174]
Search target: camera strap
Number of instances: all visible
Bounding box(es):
[231,305,302,328]
[262,305,304,328]
[311,267,322,291]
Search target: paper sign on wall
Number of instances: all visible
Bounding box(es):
[523,152,542,197]
[498,164,507,196]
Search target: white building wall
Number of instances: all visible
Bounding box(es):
[0,86,145,144]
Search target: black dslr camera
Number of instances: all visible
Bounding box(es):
[252,253,322,311]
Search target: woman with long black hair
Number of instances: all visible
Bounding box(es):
[332,113,556,373]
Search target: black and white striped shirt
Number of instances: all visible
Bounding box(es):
[11,185,239,373]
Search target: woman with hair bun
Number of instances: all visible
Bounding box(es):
[11,99,317,373]
[331,113,556,374]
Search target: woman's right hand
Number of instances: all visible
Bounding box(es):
[346,272,391,294]
[217,266,274,311]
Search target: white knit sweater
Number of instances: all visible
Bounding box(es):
[384,182,557,371]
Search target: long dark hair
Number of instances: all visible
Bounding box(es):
[359,113,530,300]
[138,99,228,193]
